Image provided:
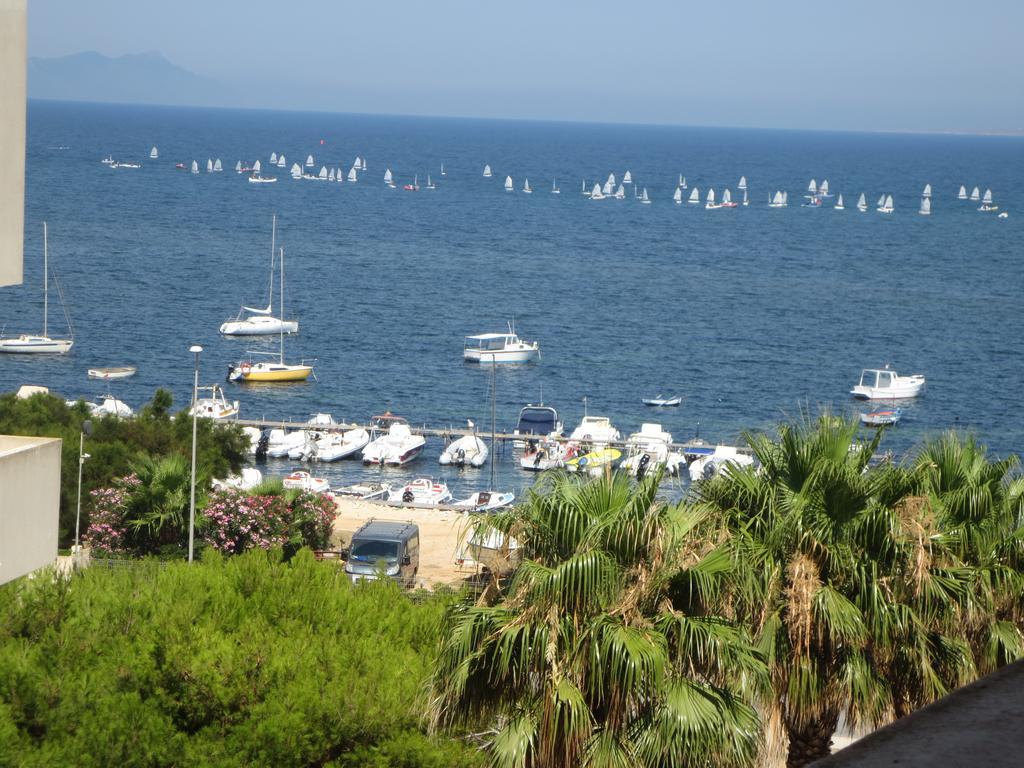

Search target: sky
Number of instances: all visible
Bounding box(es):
[27,0,1024,132]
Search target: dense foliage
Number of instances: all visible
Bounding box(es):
[0,550,481,767]
[0,390,249,547]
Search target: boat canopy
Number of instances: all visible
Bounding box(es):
[859,369,894,389]
[516,405,559,437]
[465,333,518,351]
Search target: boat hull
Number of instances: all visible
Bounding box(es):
[463,348,539,364]
[220,318,298,336]
[88,367,137,379]
[230,364,312,382]
[0,336,73,354]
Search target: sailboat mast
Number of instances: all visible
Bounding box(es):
[42,222,48,337]
[279,247,285,364]
[269,214,276,311]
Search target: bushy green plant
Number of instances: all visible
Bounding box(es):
[0,551,482,767]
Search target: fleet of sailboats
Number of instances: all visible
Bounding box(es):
[0,223,74,354]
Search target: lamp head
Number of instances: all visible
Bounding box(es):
[189,345,203,354]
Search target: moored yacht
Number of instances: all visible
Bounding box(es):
[189,384,239,419]
[850,367,925,400]
[463,325,540,363]
[220,215,299,336]
[362,418,426,466]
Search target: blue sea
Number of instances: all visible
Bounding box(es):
[3,100,1022,496]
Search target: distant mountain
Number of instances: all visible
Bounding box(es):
[28,51,233,108]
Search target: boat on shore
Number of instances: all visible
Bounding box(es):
[282,469,331,494]
[452,490,515,512]
[387,478,452,506]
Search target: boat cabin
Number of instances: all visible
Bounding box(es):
[858,369,894,390]
[464,333,520,352]
[515,405,560,438]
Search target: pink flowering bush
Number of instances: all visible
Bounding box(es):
[81,484,131,556]
[202,490,337,556]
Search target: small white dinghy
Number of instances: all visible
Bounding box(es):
[88,366,137,380]
[305,428,370,462]
[439,432,489,467]
[388,478,452,506]
[452,490,515,512]
[642,395,681,407]
[282,470,331,494]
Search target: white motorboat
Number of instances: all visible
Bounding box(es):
[483,164,492,178]
[688,446,755,483]
[304,428,370,462]
[620,423,685,477]
[263,429,308,458]
[248,174,277,184]
[642,395,681,407]
[463,325,540,364]
[0,223,74,354]
[212,467,263,492]
[851,367,925,400]
[88,366,136,380]
[335,482,391,500]
[520,434,568,471]
[189,384,239,419]
[68,395,133,419]
[439,433,489,467]
[452,491,515,512]
[569,415,620,447]
[513,404,562,444]
[362,420,426,466]
[220,216,299,336]
[282,469,331,494]
[388,478,452,506]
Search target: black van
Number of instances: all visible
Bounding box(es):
[344,520,419,588]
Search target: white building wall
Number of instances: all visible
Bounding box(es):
[0,435,62,584]
[0,0,27,287]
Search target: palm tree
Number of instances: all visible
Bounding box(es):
[122,453,194,553]
[692,415,970,766]
[429,470,768,768]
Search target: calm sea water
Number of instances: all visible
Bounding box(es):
[3,101,1022,496]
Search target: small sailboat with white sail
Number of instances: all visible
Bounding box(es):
[214,158,223,172]
[958,185,968,200]
[705,188,720,210]
[919,197,931,216]
[290,163,302,179]
[679,174,687,189]
[857,193,868,212]
[0,223,74,354]
[384,168,395,187]
[190,160,199,174]
[835,194,845,210]
[235,160,243,173]
[591,183,605,200]
[523,178,532,194]
[150,146,158,159]
[922,183,931,198]
[673,187,682,205]
[721,188,737,208]
[318,166,328,181]
[347,166,358,182]
[551,179,560,194]
[270,152,278,165]
[440,163,446,176]
[483,164,492,178]
[807,179,817,197]
[640,187,651,205]
[614,184,625,200]
[277,154,286,168]
[602,179,614,196]
[328,168,335,182]
[819,179,831,197]
[738,176,747,191]
[220,216,299,336]
[970,186,980,201]
[877,194,894,214]
[504,175,514,192]
[978,189,998,211]
[207,159,214,173]
[305,154,314,167]
[623,170,633,185]
[688,187,700,204]
[426,174,436,190]
[742,189,749,206]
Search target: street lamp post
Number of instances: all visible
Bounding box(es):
[74,419,93,555]
[188,344,203,563]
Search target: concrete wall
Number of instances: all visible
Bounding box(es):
[0,0,27,287]
[0,435,62,584]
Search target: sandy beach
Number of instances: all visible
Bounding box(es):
[330,495,479,588]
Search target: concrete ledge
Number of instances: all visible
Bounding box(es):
[0,434,62,584]
[812,659,1024,767]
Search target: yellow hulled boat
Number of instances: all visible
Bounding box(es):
[228,360,312,382]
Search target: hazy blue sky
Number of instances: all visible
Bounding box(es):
[28,0,1024,132]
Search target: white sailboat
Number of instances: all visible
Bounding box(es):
[970,186,980,201]
[808,179,817,196]
[673,187,682,205]
[742,189,749,207]
[190,160,199,174]
[253,160,261,173]
[679,174,687,189]
[551,179,560,194]
[722,188,733,205]
[235,160,242,173]
[591,183,605,200]
[958,185,967,200]
[835,194,845,210]
[857,193,867,212]
[878,194,894,214]
[384,168,394,186]
[768,191,782,208]
[220,215,299,336]
[356,157,365,171]
[640,187,651,205]
[623,170,633,184]
[819,179,831,197]
[979,189,998,211]
[270,152,278,165]
[149,146,158,159]
[919,197,931,216]
[0,223,74,354]
[738,175,747,190]
[277,155,286,168]
[614,184,625,200]
[688,188,700,204]
[602,179,613,196]
[607,173,616,188]
[705,188,720,209]
[336,167,343,183]
[213,158,223,172]
[440,163,446,176]
[877,194,886,208]
[523,178,532,193]
[922,183,932,198]
[305,154,314,167]
[328,168,335,182]
[290,163,302,179]
[426,174,435,190]
[207,159,214,173]
[581,179,588,195]
[782,191,789,206]
[227,247,313,383]
[504,175,514,192]
[483,164,492,178]
[318,166,328,180]
[348,166,358,182]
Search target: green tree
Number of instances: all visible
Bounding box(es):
[430,470,767,768]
